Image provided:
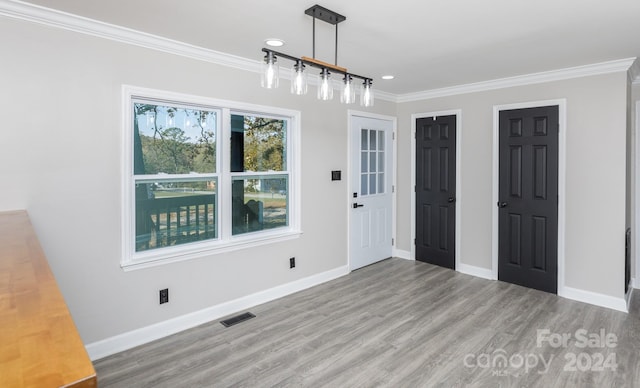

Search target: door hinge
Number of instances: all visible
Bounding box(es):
[392,185,395,193]
[392,132,396,140]
[392,238,395,245]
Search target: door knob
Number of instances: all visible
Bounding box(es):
[448,197,455,203]
[353,203,364,209]
[498,202,508,208]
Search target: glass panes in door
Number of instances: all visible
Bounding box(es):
[360,129,385,196]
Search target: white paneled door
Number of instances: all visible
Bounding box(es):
[349,116,393,270]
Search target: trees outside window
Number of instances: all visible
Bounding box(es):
[133,102,219,252]
[231,114,288,235]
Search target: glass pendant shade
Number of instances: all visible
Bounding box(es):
[290,60,308,95]
[317,68,334,101]
[261,52,279,89]
[340,75,356,104]
[360,79,374,107]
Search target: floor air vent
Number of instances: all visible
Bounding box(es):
[220,312,256,328]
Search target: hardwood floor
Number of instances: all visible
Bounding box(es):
[94,258,640,387]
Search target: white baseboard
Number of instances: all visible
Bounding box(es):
[393,249,412,260]
[86,265,350,361]
[457,263,495,280]
[559,286,628,313]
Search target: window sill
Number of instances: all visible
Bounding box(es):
[121,229,303,271]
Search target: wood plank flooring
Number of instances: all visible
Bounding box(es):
[94,258,640,387]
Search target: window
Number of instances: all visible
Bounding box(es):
[133,102,219,253]
[360,129,385,196]
[231,114,288,235]
[122,86,300,269]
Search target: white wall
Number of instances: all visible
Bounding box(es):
[0,17,395,345]
[396,73,629,300]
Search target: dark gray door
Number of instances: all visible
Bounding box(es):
[416,115,456,269]
[498,106,558,293]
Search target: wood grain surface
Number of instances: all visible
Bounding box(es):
[95,258,640,387]
[0,211,96,387]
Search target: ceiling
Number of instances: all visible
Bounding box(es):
[18,0,640,95]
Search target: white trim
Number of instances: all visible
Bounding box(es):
[1,1,636,103]
[347,110,397,271]
[121,85,302,269]
[633,277,638,289]
[561,286,628,313]
[86,264,349,360]
[636,101,640,293]
[0,0,259,73]
[457,263,494,280]
[491,100,567,293]
[123,232,303,271]
[629,58,640,85]
[399,59,637,102]
[374,90,399,104]
[631,96,637,308]
[393,249,412,260]
[347,111,399,126]
[626,285,634,311]
[392,117,398,264]
[410,110,462,269]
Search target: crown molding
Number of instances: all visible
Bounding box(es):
[0,0,635,101]
[397,58,638,103]
[0,0,261,73]
[629,58,640,85]
[373,90,398,103]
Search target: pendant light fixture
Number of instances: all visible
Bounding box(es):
[291,60,308,95]
[260,4,374,107]
[360,79,374,107]
[341,74,356,104]
[318,68,333,101]
[260,51,279,89]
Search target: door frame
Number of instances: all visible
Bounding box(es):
[347,110,397,271]
[411,110,462,270]
[634,100,640,292]
[492,99,567,294]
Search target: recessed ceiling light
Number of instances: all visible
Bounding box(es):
[381,75,395,80]
[265,39,285,47]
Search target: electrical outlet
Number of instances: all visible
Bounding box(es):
[289,257,296,268]
[159,288,169,304]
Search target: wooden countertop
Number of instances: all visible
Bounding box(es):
[0,211,97,387]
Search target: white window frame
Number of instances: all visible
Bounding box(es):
[121,85,302,270]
